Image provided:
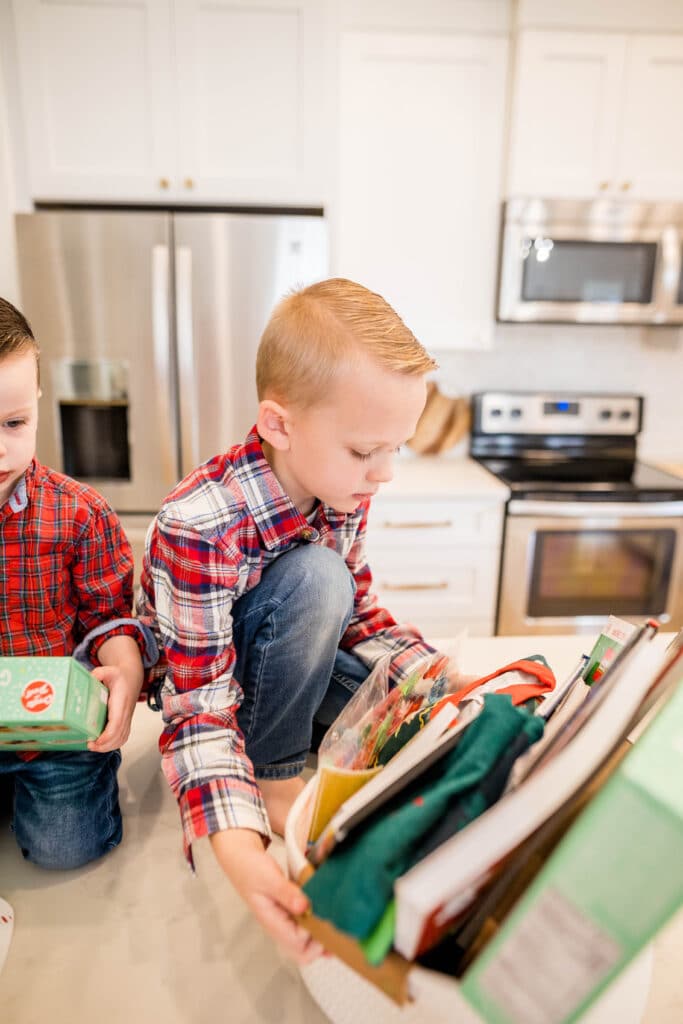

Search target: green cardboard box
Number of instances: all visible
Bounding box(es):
[461,677,683,1024]
[0,657,108,751]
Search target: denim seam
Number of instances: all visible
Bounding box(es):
[240,600,283,744]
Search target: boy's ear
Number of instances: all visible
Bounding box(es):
[257,399,292,451]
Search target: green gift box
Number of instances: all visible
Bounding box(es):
[0,657,108,750]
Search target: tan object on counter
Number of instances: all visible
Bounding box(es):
[407,382,471,455]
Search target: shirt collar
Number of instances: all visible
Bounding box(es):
[234,428,317,550]
[1,460,34,516]
[234,427,355,550]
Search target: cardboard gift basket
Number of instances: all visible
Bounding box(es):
[284,633,683,1024]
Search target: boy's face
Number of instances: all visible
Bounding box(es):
[0,349,40,507]
[267,351,428,515]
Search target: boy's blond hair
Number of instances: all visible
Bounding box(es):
[256,278,437,408]
[0,297,40,384]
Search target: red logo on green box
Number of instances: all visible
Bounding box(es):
[21,680,55,713]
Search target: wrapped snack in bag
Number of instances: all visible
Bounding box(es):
[307,655,391,842]
[307,651,453,843]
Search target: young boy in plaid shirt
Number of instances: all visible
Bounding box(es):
[0,297,154,870]
[138,278,455,960]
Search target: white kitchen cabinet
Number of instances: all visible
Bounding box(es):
[507,30,683,201]
[334,32,509,351]
[617,35,683,202]
[11,0,327,204]
[173,0,327,204]
[12,0,176,202]
[364,495,505,640]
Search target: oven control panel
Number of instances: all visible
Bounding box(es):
[473,392,643,436]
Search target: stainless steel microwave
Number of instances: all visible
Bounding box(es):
[497,198,683,325]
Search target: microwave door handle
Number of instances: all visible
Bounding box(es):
[655,226,681,315]
[176,245,200,473]
[151,244,178,487]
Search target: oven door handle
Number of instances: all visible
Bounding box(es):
[507,499,683,518]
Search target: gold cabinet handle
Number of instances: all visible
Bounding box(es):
[380,520,453,530]
[620,181,632,191]
[159,177,170,189]
[598,181,610,191]
[184,177,195,189]
[380,581,449,591]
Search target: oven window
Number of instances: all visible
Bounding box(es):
[521,240,657,304]
[528,529,675,618]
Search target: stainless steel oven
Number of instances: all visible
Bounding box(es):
[471,392,683,636]
[497,198,683,325]
[498,500,683,635]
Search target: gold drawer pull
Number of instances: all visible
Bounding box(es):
[380,520,453,530]
[381,581,449,591]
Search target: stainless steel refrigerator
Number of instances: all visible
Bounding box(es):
[15,209,328,568]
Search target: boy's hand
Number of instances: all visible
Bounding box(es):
[87,663,141,752]
[210,828,324,964]
[87,635,144,753]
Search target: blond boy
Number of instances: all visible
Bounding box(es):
[139,279,446,958]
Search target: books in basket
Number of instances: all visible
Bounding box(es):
[392,632,667,960]
[307,702,464,866]
[461,646,683,1024]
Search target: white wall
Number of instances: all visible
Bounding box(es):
[435,323,683,461]
[0,45,18,304]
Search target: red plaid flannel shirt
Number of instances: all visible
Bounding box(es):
[1,460,143,744]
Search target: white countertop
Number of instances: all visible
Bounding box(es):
[378,455,510,501]
[435,630,676,682]
[650,460,683,480]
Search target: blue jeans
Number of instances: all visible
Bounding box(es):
[232,544,370,779]
[0,749,122,870]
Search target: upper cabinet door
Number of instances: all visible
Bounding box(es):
[12,0,177,202]
[173,0,327,205]
[507,30,625,198]
[617,35,683,200]
[335,32,508,351]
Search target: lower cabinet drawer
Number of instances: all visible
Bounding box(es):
[368,547,500,641]
[368,498,504,548]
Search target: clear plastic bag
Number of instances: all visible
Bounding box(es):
[318,654,392,770]
[318,651,452,772]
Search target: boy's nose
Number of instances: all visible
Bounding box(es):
[366,454,394,484]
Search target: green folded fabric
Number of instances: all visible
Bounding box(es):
[358,899,396,966]
[304,693,544,942]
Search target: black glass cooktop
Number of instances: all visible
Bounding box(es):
[476,457,683,502]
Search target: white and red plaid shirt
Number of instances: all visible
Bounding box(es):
[138,428,435,865]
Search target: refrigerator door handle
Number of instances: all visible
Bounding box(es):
[176,245,200,472]
[151,243,178,487]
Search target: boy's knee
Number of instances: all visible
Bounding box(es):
[288,545,355,612]
[19,828,122,871]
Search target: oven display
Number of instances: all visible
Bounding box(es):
[543,400,580,416]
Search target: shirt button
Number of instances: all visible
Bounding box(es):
[301,528,314,541]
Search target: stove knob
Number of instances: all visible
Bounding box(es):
[599,409,613,420]
[490,408,502,417]
[619,409,632,420]
[510,407,523,419]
